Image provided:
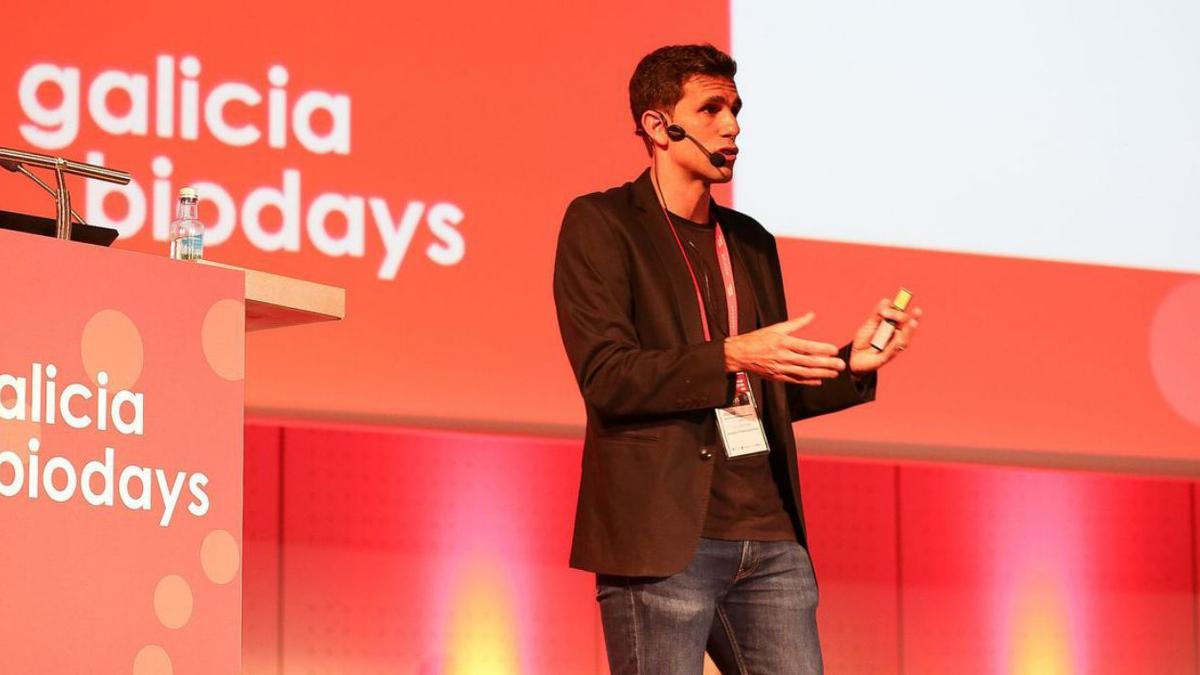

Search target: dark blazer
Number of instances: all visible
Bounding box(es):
[553,169,876,577]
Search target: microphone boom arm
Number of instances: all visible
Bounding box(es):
[1,160,88,227]
[0,146,130,240]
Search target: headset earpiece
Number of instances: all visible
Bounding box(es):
[647,111,727,168]
[647,111,686,142]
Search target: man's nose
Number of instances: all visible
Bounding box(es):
[721,111,739,139]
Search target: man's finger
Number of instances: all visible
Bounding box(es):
[775,373,827,387]
[883,326,916,358]
[883,340,907,359]
[778,364,841,380]
[879,307,910,325]
[894,317,919,344]
[770,312,816,334]
[782,377,826,387]
[878,303,923,326]
[781,335,839,357]
[865,299,890,324]
[779,352,846,371]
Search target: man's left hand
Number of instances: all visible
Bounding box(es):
[848,299,923,376]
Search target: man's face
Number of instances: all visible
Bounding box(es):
[665,75,742,183]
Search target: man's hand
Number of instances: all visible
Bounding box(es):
[848,299,923,376]
[723,312,846,386]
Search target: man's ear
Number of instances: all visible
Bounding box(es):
[639,110,670,149]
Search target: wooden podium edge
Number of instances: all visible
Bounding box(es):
[198,259,346,331]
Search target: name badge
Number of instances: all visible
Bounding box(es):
[714,374,770,459]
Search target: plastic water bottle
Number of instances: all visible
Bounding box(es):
[169,187,205,261]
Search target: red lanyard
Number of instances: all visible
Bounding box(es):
[656,199,750,395]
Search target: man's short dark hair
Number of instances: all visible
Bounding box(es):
[629,44,737,139]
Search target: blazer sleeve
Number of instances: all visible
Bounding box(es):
[787,343,877,421]
[553,196,735,419]
[754,226,879,421]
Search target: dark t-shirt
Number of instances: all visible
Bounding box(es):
[667,211,798,542]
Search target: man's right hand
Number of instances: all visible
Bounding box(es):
[723,312,845,386]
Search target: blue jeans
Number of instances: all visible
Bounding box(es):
[596,538,823,675]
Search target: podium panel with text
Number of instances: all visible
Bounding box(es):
[0,230,244,674]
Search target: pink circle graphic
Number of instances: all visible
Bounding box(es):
[1150,280,1200,427]
[201,299,245,381]
[132,645,172,675]
[201,529,241,584]
[81,309,144,391]
[153,575,193,629]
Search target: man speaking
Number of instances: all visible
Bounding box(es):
[553,44,921,674]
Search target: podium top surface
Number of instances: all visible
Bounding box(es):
[0,209,119,246]
[198,259,346,331]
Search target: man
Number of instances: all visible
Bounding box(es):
[552,44,921,674]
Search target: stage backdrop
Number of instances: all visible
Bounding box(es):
[1,0,1197,472]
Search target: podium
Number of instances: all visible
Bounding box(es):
[0,228,343,673]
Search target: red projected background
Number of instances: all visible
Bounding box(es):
[2,1,1197,470]
[0,0,730,433]
[3,1,1199,674]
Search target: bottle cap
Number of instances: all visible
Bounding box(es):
[178,186,198,200]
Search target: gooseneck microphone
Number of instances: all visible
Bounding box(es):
[0,147,130,184]
[664,123,727,168]
[1,146,128,239]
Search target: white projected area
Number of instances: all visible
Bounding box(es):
[731,1,1200,274]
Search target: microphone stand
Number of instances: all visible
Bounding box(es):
[54,158,71,240]
[0,159,87,227]
[0,146,131,241]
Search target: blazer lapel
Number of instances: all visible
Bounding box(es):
[714,201,795,455]
[713,200,775,330]
[630,170,707,346]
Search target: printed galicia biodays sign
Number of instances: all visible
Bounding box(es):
[0,362,208,527]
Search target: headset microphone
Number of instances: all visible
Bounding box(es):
[648,112,728,168]
[665,123,727,168]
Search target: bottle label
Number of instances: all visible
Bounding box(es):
[171,235,204,261]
